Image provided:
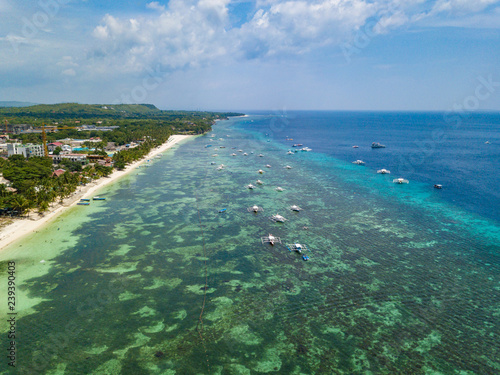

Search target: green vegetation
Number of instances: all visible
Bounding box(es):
[0,103,243,216]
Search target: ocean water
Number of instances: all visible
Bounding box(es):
[0,112,499,374]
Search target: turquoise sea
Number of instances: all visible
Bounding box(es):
[0,112,499,374]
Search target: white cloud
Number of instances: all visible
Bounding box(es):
[89,0,231,73]
[62,68,76,76]
[146,1,166,12]
[431,0,499,14]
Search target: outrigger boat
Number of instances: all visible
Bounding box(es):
[80,198,90,202]
[258,169,264,174]
[246,184,256,189]
[286,243,310,254]
[377,169,390,174]
[290,205,302,211]
[261,233,281,246]
[256,180,264,185]
[270,214,287,223]
[93,196,106,200]
[275,187,284,192]
[284,165,292,169]
[247,205,263,213]
[352,160,365,165]
[393,178,409,184]
[77,202,90,206]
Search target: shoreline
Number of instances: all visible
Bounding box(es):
[0,134,192,251]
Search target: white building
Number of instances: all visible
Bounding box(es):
[50,153,87,165]
[7,143,44,158]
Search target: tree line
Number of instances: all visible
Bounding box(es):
[0,104,243,216]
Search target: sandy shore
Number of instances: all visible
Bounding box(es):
[0,134,192,251]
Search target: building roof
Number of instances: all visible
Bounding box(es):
[48,142,64,146]
[52,169,66,177]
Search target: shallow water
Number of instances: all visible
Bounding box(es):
[0,115,498,374]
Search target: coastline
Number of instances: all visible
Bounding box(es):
[0,134,192,252]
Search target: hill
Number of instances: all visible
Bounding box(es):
[0,103,243,122]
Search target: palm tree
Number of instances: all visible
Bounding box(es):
[11,195,31,216]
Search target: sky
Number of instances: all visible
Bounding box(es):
[0,0,499,111]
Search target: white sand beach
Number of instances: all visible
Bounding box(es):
[0,134,192,251]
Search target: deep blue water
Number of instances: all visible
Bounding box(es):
[239,111,500,223]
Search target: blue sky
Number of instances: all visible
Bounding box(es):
[1,0,499,111]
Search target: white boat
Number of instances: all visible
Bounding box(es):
[247,205,263,213]
[256,180,264,185]
[258,154,264,157]
[246,184,256,189]
[275,187,284,192]
[352,160,365,165]
[217,166,223,170]
[352,145,359,148]
[284,165,292,169]
[238,149,243,152]
[261,233,281,246]
[231,153,237,156]
[393,178,409,184]
[270,214,287,223]
[377,169,390,174]
[258,169,264,174]
[243,153,248,156]
[372,142,386,148]
[301,147,312,152]
[290,205,302,212]
[266,164,271,168]
[287,150,293,155]
[286,243,310,253]
[485,141,490,144]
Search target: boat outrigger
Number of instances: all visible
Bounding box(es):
[393,178,409,184]
[261,233,281,246]
[286,243,310,254]
[247,205,263,213]
[270,214,287,223]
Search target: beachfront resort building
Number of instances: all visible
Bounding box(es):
[50,153,88,165]
[7,143,44,158]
